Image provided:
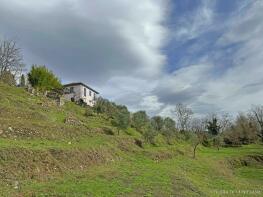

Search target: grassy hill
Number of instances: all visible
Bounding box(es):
[0,82,262,196]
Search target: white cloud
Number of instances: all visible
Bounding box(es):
[0,0,169,83]
[173,0,215,41]
[1,0,263,119]
[153,1,263,117]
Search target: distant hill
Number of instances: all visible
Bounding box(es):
[0,82,262,196]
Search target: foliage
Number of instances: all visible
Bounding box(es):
[207,117,220,136]
[224,113,258,146]
[161,117,176,144]
[0,70,16,85]
[151,116,164,132]
[85,107,94,117]
[20,74,26,87]
[27,65,62,92]
[250,105,263,142]
[111,105,130,135]
[131,111,149,133]
[143,123,158,144]
[93,97,117,118]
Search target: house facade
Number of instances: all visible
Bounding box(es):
[63,82,99,107]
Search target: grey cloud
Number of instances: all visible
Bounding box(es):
[0,0,167,86]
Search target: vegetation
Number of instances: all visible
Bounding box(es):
[27,65,62,92]
[0,39,24,81]
[0,81,262,196]
[0,42,262,195]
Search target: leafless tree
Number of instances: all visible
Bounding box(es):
[191,117,206,133]
[0,39,24,80]
[174,103,193,131]
[219,113,232,133]
[251,105,263,142]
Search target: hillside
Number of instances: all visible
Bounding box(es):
[0,82,262,197]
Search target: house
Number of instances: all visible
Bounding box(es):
[63,82,99,106]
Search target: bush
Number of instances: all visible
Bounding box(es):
[102,127,115,135]
[85,107,94,117]
[131,111,149,133]
[143,124,158,145]
[28,65,62,92]
[0,71,16,85]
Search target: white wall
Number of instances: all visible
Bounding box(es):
[64,84,97,107]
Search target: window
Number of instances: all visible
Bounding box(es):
[70,87,74,93]
[89,90,92,96]
[84,88,86,97]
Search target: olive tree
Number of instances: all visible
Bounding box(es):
[131,111,149,133]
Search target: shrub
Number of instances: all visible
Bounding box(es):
[85,107,94,117]
[28,65,62,92]
[0,70,16,85]
[103,127,115,135]
[143,124,158,145]
[131,111,149,133]
[20,74,26,87]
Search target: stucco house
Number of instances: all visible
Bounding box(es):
[63,82,99,106]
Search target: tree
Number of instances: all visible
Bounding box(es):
[192,131,206,159]
[191,118,206,133]
[151,116,164,132]
[251,105,263,142]
[206,115,220,136]
[174,103,193,131]
[0,40,24,80]
[131,111,149,133]
[20,74,26,87]
[111,105,130,135]
[219,113,232,133]
[143,123,158,145]
[162,117,176,144]
[27,65,62,93]
[223,113,258,145]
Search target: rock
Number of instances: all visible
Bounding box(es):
[14,181,19,189]
[64,116,83,126]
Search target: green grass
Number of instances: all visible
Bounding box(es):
[0,83,263,196]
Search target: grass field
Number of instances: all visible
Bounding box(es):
[0,83,262,196]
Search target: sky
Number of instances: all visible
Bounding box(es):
[0,0,263,118]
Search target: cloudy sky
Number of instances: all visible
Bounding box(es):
[1,0,263,117]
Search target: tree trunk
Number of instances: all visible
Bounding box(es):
[193,142,199,159]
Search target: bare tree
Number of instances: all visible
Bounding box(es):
[219,113,232,133]
[0,39,24,80]
[251,105,263,142]
[174,103,193,132]
[191,117,206,133]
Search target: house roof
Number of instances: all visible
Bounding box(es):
[63,82,99,94]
